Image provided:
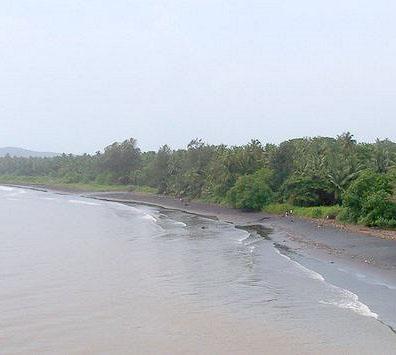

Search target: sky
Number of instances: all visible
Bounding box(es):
[1,0,396,154]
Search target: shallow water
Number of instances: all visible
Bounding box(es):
[0,187,395,354]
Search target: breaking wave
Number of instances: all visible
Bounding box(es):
[141,214,157,223]
[320,289,378,319]
[0,186,15,192]
[274,248,378,319]
[275,249,325,281]
[68,200,102,206]
[173,221,187,227]
[238,232,263,246]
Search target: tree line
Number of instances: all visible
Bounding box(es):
[0,133,395,228]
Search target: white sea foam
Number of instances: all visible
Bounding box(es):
[291,260,325,282]
[0,186,28,197]
[274,248,377,319]
[275,248,291,260]
[0,186,15,192]
[110,202,141,213]
[173,221,187,227]
[238,235,250,244]
[69,200,102,206]
[142,214,157,223]
[276,249,325,281]
[320,287,378,319]
[238,231,264,247]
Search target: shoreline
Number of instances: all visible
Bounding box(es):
[6,182,396,239]
[4,183,396,273]
[87,191,396,269]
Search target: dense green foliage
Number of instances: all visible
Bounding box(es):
[280,176,335,207]
[0,133,395,227]
[340,170,396,227]
[227,168,273,210]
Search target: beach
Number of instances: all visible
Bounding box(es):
[87,191,396,264]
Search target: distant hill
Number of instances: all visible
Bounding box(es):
[0,147,58,158]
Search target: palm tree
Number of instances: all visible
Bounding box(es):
[372,139,396,173]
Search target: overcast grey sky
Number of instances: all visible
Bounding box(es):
[1,1,395,153]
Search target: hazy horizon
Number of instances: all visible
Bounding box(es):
[1,1,396,154]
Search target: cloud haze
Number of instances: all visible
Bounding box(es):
[1,0,395,153]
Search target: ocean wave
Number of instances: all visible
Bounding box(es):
[238,234,250,244]
[338,267,396,291]
[274,247,377,319]
[68,200,102,206]
[356,275,396,291]
[274,248,291,260]
[0,186,15,192]
[0,186,28,197]
[274,249,325,281]
[238,232,263,247]
[110,202,141,213]
[320,287,378,319]
[173,221,187,227]
[141,214,157,223]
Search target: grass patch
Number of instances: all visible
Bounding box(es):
[0,175,157,193]
[263,203,344,220]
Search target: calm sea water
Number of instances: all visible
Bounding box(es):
[0,186,395,354]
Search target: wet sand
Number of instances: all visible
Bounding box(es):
[6,184,396,273]
[84,191,396,272]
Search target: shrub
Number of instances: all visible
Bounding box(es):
[326,206,343,219]
[95,172,115,185]
[227,168,273,210]
[373,218,396,228]
[61,172,82,184]
[280,176,335,207]
[342,170,396,227]
[311,207,323,218]
[264,203,294,215]
[263,204,344,219]
[387,168,396,202]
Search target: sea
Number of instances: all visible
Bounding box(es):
[0,186,395,354]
